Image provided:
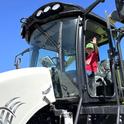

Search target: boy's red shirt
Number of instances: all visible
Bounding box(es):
[85,51,98,73]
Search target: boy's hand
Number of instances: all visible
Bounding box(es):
[92,37,97,44]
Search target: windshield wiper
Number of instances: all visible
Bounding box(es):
[35,24,58,50]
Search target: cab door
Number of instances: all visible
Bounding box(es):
[84,19,115,98]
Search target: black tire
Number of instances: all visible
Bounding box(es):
[26,106,57,124]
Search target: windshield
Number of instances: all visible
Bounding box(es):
[29,18,79,98]
[30,18,77,54]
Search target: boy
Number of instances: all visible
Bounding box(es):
[85,37,99,96]
[85,37,99,76]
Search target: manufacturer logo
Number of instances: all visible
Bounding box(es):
[42,85,52,95]
[0,97,24,124]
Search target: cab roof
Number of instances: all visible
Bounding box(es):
[21,2,116,46]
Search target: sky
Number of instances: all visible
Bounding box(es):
[0,0,122,72]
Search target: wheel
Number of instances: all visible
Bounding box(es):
[27,106,58,124]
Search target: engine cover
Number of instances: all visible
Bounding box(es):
[0,67,55,124]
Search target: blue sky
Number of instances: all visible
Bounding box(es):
[0,0,122,72]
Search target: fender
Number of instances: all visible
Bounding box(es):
[0,67,56,124]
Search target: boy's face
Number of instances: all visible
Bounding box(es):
[86,48,94,54]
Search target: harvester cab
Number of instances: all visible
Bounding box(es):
[3,0,124,124]
[20,0,124,97]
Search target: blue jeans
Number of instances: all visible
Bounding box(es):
[86,71,96,96]
[86,71,95,77]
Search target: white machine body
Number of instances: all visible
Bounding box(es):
[0,67,56,124]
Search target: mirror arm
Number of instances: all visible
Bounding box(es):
[85,0,105,15]
[14,48,30,69]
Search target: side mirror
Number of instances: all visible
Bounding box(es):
[116,0,124,18]
[113,0,124,23]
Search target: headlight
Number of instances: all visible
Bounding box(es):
[52,4,61,11]
[43,6,51,13]
[36,10,43,17]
